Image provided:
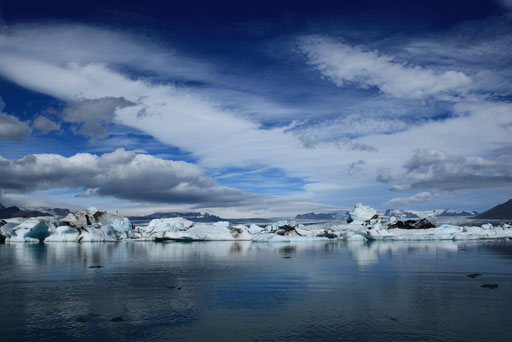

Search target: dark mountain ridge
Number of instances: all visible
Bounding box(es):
[0,203,71,219]
[474,199,512,220]
[295,212,336,220]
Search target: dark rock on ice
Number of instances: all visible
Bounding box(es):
[315,229,337,239]
[228,226,244,239]
[0,219,5,243]
[276,224,304,236]
[388,218,436,229]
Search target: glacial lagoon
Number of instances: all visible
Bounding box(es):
[1,240,511,342]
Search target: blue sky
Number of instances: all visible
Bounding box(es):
[0,0,511,217]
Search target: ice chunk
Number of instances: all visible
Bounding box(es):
[44,225,80,242]
[148,218,194,232]
[348,203,377,223]
[137,220,253,241]
[2,217,58,242]
[55,208,135,241]
[249,224,264,235]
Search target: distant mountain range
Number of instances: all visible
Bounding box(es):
[0,203,71,219]
[383,209,478,219]
[295,212,336,220]
[474,199,512,220]
[128,211,223,222]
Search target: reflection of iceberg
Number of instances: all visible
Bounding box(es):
[1,203,512,243]
[346,240,462,267]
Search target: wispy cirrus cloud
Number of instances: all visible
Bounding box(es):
[387,192,434,206]
[297,35,472,99]
[1,20,512,212]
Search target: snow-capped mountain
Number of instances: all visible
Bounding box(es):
[295,212,336,220]
[0,203,71,219]
[383,209,477,219]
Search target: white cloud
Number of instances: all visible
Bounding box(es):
[387,192,433,206]
[0,26,372,192]
[378,148,512,191]
[32,116,60,134]
[0,148,268,207]
[63,97,135,140]
[291,114,409,147]
[0,23,511,212]
[0,112,31,141]
[297,35,472,99]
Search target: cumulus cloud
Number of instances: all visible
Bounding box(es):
[347,160,365,175]
[0,112,31,141]
[387,192,433,206]
[32,116,61,134]
[0,149,267,207]
[63,97,135,140]
[297,36,471,99]
[378,149,512,191]
[0,23,510,207]
[0,28,368,190]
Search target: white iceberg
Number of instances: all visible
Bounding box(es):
[1,217,59,242]
[135,220,253,241]
[2,203,511,243]
[44,208,134,242]
[348,203,377,223]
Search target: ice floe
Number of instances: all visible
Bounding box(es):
[1,203,511,243]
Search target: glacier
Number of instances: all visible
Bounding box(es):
[1,204,511,243]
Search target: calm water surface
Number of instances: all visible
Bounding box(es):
[1,240,511,341]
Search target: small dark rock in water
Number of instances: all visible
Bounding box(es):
[89,265,103,269]
[75,313,99,323]
[481,284,498,289]
[168,286,182,290]
[283,256,292,259]
[390,317,398,321]
[467,273,482,278]
[110,317,124,322]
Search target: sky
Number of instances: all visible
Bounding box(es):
[0,0,511,217]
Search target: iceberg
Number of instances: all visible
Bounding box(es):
[135,219,253,241]
[1,203,511,243]
[347,203,377,223]
[0,217,58,242]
